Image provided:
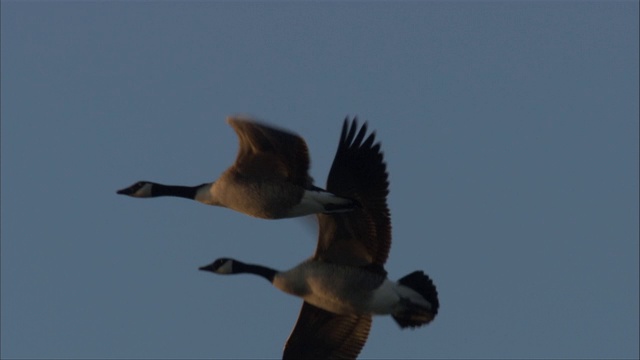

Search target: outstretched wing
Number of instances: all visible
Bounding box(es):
[283,119,389,359]
[314,118,391,266]
[283,302,372,360]
[227,116,313,187]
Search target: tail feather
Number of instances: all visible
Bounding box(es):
[392,271,439,329]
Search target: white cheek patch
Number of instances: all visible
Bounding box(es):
[134,183,153,197]
[218,261,234,274]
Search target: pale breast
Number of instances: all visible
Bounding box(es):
[275,261,388,316]
[212,172,303,218]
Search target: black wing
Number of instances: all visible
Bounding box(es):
[314,118,391,266]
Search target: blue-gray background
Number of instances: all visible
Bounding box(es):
[2,2,638,359]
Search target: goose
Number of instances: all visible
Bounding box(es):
[116,117,356,219]
[200,118,439,359]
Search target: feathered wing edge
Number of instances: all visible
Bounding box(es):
[283,302,372,360]
[315,117,392,266]
[227,117,313,186]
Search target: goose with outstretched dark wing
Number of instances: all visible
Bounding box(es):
[117,116,356,219]
[200,118,439,359]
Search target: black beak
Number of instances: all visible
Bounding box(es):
[199,264,216,273]
[116,186,134,195]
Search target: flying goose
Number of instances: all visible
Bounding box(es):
[116,117,356,219]
[200,118,439,359]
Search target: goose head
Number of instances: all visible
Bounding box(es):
[200,258,277,282]
[116,181,155,197]
[199,258,238,275]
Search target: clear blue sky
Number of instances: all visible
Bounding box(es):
[2,2,638,359]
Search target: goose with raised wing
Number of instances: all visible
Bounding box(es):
[117,117,356,219]
[200,118,439,359]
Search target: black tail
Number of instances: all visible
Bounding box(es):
[392,271,439,329]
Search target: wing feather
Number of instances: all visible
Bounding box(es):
[283,302,372,360]
[314,118,391,266]
[227,117,313,186]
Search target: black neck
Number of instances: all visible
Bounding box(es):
[236,262,277,283]
[152,184,201,199]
